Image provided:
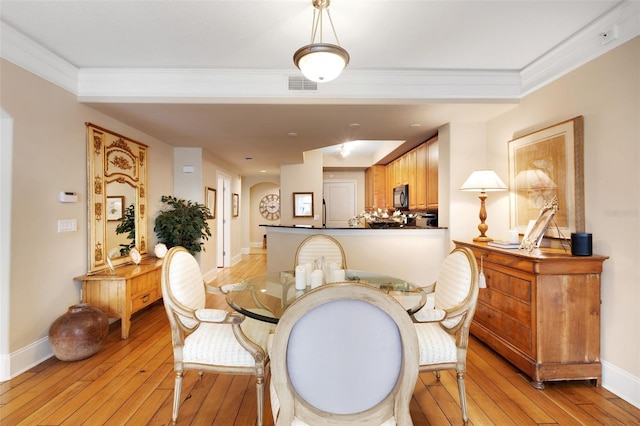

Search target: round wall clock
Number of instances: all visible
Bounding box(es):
[259,194,280,220]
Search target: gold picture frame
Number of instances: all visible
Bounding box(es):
[205,187,216,219]
[509,116,584,239]
[293,192,314,217]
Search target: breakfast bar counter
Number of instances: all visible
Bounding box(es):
[263,225,449,287]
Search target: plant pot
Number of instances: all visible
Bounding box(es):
[49,303,109,361]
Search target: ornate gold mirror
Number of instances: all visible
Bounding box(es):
[86,123,148,273]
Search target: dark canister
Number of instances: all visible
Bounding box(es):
[571,233,593,256]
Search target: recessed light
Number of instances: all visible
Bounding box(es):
[260,170,267,173]
[348,123,360,128]
[288,132,298,137]
[410,123,421,128]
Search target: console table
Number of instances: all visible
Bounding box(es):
[74,257,163,339]
[454,240,608,389]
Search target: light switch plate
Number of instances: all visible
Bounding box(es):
[58,219,77,232]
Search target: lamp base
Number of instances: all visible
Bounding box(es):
[473,235,493,242]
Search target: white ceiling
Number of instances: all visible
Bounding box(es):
[1,0,635,176]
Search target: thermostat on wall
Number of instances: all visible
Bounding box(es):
[59,191,78,203]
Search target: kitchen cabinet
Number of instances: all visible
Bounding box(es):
[75,257,163,339]
[454,240,607,389]
[407,149,417,209]
[364,165,387,210]
[426,137,438,210]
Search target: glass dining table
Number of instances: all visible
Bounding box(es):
[225,269,427,324]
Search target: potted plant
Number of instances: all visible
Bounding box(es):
[154,195,212,255]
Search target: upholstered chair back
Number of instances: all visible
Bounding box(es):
[294,234,347,269]
[271,282,418,426]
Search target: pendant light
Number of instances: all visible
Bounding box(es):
[293,0,350,83]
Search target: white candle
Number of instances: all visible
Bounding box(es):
[310,269,324,289]
[324,262,338,283]
[304,262,313,287]
[295,265,306,290]
[332,269,345,283]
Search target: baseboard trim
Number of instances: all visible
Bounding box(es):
[603,360,640,408]
[0,336,53,382]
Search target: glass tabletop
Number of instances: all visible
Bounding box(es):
[225,269,426,324]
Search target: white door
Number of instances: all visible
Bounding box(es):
[323,180,356,228]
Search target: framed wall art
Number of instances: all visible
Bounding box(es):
[293,192,314,217]
[205,187,216,219]
[106,196,124,221]
[232,193,239,217]
[509,116,584,239]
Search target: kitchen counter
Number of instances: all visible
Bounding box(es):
[264,225,449,286]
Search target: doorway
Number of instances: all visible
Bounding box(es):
[217,173,231,268]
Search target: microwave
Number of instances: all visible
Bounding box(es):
[393,185,409,209]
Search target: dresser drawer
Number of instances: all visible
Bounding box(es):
[132,288,160,312]
[474,301,533,355]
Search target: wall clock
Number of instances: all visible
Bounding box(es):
[259,194,280,220]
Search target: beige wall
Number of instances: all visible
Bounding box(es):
[0,59,174,361]
[482,37,640,395]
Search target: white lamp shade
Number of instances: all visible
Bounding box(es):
[460,170,507,192]
[294,43,349,83]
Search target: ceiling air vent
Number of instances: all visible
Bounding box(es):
[288,76,318,91]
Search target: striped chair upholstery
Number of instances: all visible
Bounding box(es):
[294,234,347,269]
[161,246,273,425]
[412,247,479,426]
[270,282,418,426]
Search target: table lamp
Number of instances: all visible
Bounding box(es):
[460,170,507,242]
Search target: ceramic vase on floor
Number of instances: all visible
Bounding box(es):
[49,303,109,361]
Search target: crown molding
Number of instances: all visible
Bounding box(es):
[520,0,640,96]
[76,68,521,103]
[2,2,638,103]
[0,21,78,93]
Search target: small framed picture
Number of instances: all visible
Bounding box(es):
[106,196,124,221]
[205,187,216,219]
[232,193,239,217]
[293,192,314,217]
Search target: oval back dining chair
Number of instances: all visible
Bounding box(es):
[161,246,273,425]
[412,246,479,425]
[294,234,347,269]
[270,282,419,425]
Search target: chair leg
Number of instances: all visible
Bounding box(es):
[456,371,469,425]
[256,375,264,426]
[172,371,183,423]
[435,370,441,381]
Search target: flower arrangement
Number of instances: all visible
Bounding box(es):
[348,208,416,228]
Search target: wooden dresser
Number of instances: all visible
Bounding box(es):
[454,240,608,389]
[74,257,163,339]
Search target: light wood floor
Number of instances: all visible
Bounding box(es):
[2,250,639,425]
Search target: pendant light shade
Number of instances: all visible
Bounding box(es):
[294,0,349,83]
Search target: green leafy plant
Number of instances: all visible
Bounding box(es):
[154,195,212,255]
[115,203,136,256]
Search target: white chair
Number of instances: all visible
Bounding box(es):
[270,282,419,425]
[161,246,273,425]
[413,247,479,425]
[294,234,347,269]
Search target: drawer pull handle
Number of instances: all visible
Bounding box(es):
[141,293,150,303]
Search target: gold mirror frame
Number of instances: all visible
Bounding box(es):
[86,123,148,273]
